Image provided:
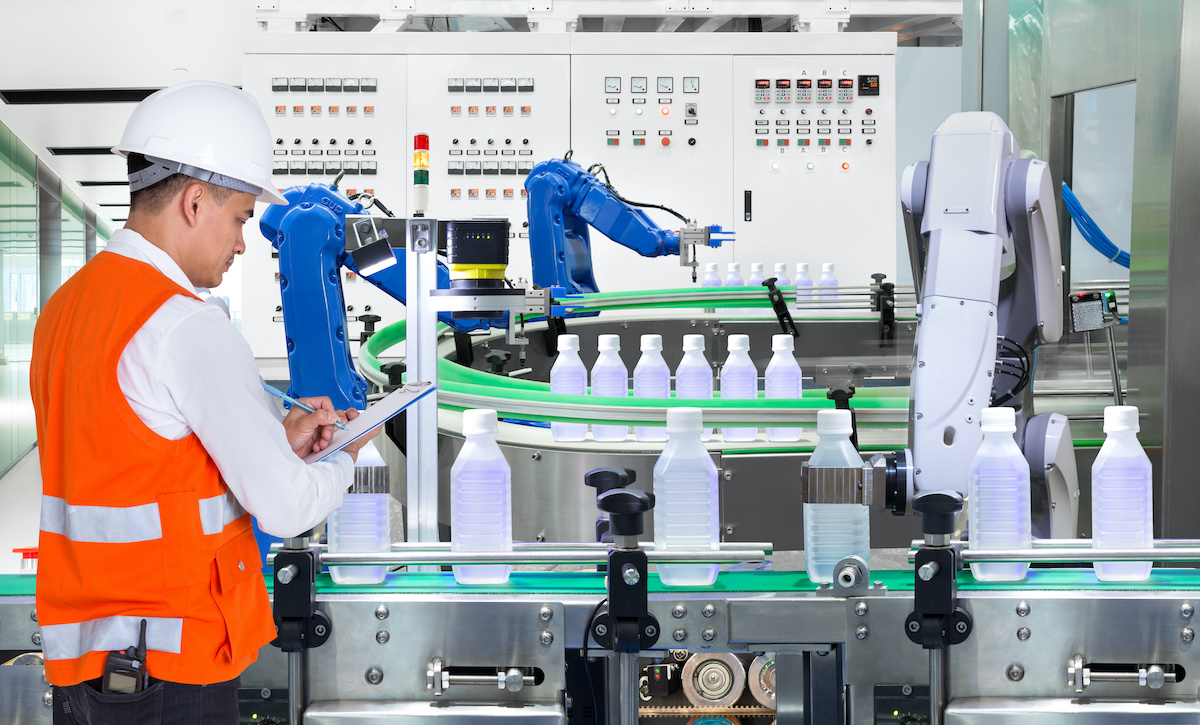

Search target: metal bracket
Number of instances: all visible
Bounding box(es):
[802,458,887,508]
[1068,654,1175,693]
[815,555,887,597]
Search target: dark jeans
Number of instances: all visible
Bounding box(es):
[55,676,240,725]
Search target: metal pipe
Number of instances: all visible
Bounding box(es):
[271,541,772,553]
[929,649,945,725]
[906,545,1200,564]
[288,650,304,725]
[315,547,768,567]
[618,652,639,725]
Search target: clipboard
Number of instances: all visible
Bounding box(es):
[303,381,437,464]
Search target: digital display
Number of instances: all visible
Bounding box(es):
[775,79,791,89]
[798,79,812,89]
[838,78,854,89]
[817,79,833,89]
[755,79,770,89]
[858,74,881,96]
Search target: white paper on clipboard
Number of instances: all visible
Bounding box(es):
[303,382,437,464]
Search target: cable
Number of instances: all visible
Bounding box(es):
[581,597,608,719]
[1061,182,1130,269]
[320,16,345,31]
[587,162,691,224]
[992,337,1031,406]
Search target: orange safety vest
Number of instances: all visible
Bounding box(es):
[31,251,277,686]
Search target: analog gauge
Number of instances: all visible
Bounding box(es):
[605,76,621,93]
[683,76,700,93]
[657,76,673,93]
[631,76,647,93]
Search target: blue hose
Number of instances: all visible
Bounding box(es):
[1061,182,1130,268]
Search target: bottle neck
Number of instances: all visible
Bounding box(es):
[1105,429,1140,442]
[981,428,1016,440]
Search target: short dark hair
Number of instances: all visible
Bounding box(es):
[127,152,233,214]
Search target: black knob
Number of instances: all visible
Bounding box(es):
[312,138,319,144]
[913,491,964,536]
[470,138,477,145]
[452,138,460,145]
[585,467,636,495]
[866,139,874,146]
[688,138,696,146]
[505,138,512,145]
[275,305,282,312]
[597,488,655,537]
[294,138,301,145]
[276,138,283,145]
[871,273,887,285]
[347,138,355,145]
[329,138,337,145]
[364,305,372,312]
[359,313,380,326]
[487,138,494,145]
[346,305,354,312]
[522,138,529,145]
[365,138,372,145]
[484,349,512,374]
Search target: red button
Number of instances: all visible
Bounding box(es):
[661,137,670,146]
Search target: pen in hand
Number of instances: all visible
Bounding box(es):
[261,382,349,431]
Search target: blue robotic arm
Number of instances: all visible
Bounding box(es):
[525,158,732,295]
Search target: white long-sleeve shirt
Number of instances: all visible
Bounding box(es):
[106,229,351,537]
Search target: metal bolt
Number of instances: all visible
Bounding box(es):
[907,621,921,633]
[702,627,716,642]
[902,685,913,696]
[855,626,869,640]
[918,562,940,581]
[31,632,41,646]
[724,526,734,535]
[595,623,609,637]
[1183,603,1195,619]
[365,667,384,685]
[644,625,658,638]
[375,605,390,620]
[1016,627,1030,641]
[540,630,554,645]
[42,691,53,707]
[531,452,541,461]
[1007,663,1025,682]
[1016,601,1031,617]
[622,564,641,586]
[723,471,733,481]
[314,624,328,637]
[672,605,687,619]
[540,606,554,622]
[702,604,716,618]
[260,688,272,699]
[276,564,298,585]
[29,611,37,623]
[1183,627,1195,643]
[855,602,868,617]
[956,621,969,634]
[376,630,390,644]
[673,628,687,642]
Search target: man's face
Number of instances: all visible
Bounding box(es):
[186,188,255,289]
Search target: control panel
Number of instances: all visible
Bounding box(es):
[570,55,735,291]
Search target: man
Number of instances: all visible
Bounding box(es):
[30,80,379,723]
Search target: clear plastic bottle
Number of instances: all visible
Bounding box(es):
[748,263,766,286]
[550,334,588,442]
[773,263,791,287]
[701,262,722,287]
[675,334,714,441]
[654,407,720,586]
[794,262,814,307]
[818,263,839,301]
[720,334,758,442]
[803,409,870,583]
[451,409,512,585]
[634,334,671,442]
[591,334,629,442]
[1092,405,1153,581]
[765,334,803,442]
[326,463,391,585]
[967,407,1031,582]
[725,262,744,287]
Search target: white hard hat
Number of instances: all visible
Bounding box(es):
[113,81,286,205]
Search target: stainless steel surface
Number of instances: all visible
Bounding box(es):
[0,664,51,724]
[945,698,1200,723]
[1047,0,1138,97]
[304,702,567,723]
[316,547,764,566]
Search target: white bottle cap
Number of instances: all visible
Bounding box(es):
[774,263,788,276]
[822,263,836,274]
[558,334,580,351]
[772,334,794,352]
[980,406,1016,433]
[797,262,809,273]
[598,334,621,351]
[1103,405,1140,433]
[463,408,498,436]
[816,408,853,435]
[728,334,750,351]
[641,334,663,351]
[751,263,764,273]
[683,334,706,351]
[728,262,741,273]
[667,406,704,433]
[705,262,719,273]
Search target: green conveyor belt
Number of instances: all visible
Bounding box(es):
[5,569,1200,598]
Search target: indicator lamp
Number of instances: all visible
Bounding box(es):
[841,162,850,170]
[413,133,430,215]
[806,162,816,170]
[635,107,643,115]
[770,161,780,171]
[661,106,670,116]
[608,107,617,116]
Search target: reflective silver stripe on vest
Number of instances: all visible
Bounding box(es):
[198,491,246,536]
[40,616,184,661]
[40,496,162,544]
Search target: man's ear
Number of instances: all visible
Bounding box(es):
[181,182,206,228]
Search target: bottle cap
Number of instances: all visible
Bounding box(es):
[822,263,835,274]
[1104,405,1140,433]
[598,334,621,352]
[463,408,498,436]
[558,334,579,351]
[683,334,706,351]
[667,407,704,433]
[641,334,663,352]
[774,263,788,275]
[728,262,741,273]
[728,334,750,351]
[751,263,764,273]
[816,408,853,436]
[980,406,1016,433]
[705,262,718,273]
[772,334,794,352]
[797,262,809,273]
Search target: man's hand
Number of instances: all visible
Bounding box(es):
[282,396,346,457]
[341,414,383,463]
